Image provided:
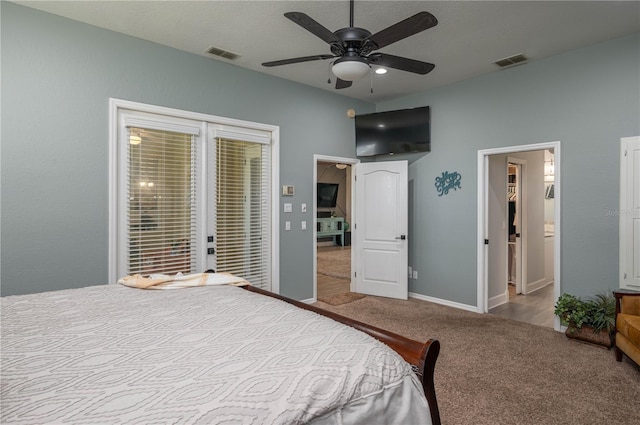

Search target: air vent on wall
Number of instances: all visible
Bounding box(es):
[493,53,528,68]
[205,46,240,60]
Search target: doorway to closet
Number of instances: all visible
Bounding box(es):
[507,160,523,296]
[478,142,560,330]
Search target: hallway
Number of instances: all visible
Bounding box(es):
[489,284,555,328]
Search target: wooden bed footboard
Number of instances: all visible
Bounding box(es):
[243,286,441,425]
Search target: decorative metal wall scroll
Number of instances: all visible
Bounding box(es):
[435,171,462,196]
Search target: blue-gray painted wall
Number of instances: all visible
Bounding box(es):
[0,2,373,298]
[2,2,639,303]
[380,32,639,303]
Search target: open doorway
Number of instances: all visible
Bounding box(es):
[313,155,357,303]
[478,142,561,330]
[507,159,524,296]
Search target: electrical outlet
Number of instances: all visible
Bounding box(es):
[285,221,291,231]
[408,266,412,278]
[301,220,307,230]
[412,270,418,280]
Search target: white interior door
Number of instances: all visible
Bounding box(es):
[354,161,408,299]
[620,136,640,290]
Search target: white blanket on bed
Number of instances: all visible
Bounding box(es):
[1,285,431,424]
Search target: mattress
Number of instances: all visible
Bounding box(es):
[1,284,431,424]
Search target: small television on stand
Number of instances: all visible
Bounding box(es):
[355,106,430,157]
[317,183,339,209]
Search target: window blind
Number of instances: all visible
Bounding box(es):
[215,138,270,289]
[127,127,197,275]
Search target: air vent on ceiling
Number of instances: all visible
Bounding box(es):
[493,53,528,68]
[205,46,240,61]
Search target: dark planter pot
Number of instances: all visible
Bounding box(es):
[565,325,613,348]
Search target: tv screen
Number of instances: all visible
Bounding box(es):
[355,106,430,157]
[317,183,339,208]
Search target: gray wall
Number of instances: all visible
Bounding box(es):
[381,33,640,303]
[2,3,639,305]
[0,2,373,297]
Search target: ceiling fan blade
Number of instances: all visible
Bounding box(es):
[262,54,335,67]
[335,78,352,89]
[368,53,435,74]
[284,12,340,45]
[366,11,437,49]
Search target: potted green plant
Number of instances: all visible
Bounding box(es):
[554,291,615,348]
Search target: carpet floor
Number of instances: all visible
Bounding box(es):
[314,295,640,425]
[317,246,350,280]
[317,291,366,306]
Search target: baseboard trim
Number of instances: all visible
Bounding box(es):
[524,278,548,294]
[488,290,509,309]
[300,297,315,304]
[410,292,479,313]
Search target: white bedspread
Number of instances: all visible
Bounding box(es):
[1,284,431,424]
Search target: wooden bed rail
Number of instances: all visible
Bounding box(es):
[243,286,441,425]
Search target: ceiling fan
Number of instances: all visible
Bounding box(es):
[262,0,437,90]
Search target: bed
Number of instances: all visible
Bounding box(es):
[1,278,440,424]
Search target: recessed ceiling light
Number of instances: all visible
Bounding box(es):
[375,68,388,75]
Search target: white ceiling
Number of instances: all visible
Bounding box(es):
[15,0,640,102]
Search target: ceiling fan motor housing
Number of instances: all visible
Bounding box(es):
[331,27,376,56]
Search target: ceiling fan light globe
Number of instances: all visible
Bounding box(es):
[332,59,370,81]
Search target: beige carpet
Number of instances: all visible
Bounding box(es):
[318,291,366,306]
[314,295,640,425]
[317,247,350,280]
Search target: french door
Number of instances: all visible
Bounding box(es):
[110,100,276,290]
[208,126,272,289]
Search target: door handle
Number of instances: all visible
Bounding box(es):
[395,235,406,240]
[515,233,521,238]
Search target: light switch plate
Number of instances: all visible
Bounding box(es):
[284,203,292,213]
[301,203,307,213]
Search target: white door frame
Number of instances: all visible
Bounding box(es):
[313,154,359,302]
[477,141,561,331]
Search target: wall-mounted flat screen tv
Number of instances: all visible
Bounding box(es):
[355,106,430,157]
[317,183,339,208]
